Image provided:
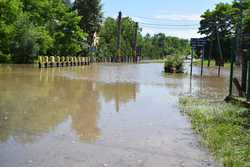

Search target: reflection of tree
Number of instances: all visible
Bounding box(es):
[0,66,100,143]
[96,83,138,112]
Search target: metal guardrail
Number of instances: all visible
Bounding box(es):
[38,56,90,68]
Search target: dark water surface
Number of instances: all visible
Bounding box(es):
[0,63,228,167]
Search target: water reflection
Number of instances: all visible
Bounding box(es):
[0,64,228,144]
[97,83,138,112]
[0,65,140,143]
[0,67,100,143]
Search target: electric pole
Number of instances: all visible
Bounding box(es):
[116,11,122,62]
[133,22,138,63]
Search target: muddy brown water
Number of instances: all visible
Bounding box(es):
[0,63,228,167]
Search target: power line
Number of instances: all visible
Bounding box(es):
[139,22,199,27]
[140,24,199,30]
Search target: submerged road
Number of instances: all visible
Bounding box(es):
[0,63,228,167]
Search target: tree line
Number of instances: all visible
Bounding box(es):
[0,0,102,63]
[0,0,190,64]
[97,16,190,61]
[199,0,250,65]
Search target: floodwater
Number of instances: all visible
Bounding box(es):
[0,63,228,167]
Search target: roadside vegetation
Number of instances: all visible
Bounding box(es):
[97,19,190,61]
[199,0,250,68]
[0,0,190,64]
[164,55,184,73]
[0,0,102,64]
[180,97,250,167]
[193,60,231,69]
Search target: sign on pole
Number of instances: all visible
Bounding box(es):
[191,38,207,48]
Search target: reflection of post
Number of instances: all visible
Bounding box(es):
[115,91,120,112]
[189,75,193,95]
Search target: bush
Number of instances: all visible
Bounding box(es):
[164,55,184,73]
[0,51,11,63]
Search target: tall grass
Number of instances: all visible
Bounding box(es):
[180,97,250,167]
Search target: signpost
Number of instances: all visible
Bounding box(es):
[190,38,207,77]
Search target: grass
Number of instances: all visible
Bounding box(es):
[140,59,165,63]
[179,97,250,167]
[193,60,231,69]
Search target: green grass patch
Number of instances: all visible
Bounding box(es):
[140,59,166,63]
[193,60,231,69]
[180,97,250,167]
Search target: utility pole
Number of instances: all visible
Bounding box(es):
[116,11,122,62]
[133,22,138,63]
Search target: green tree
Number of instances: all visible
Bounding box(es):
[0,0,23,62]
[11,14,53,63]
[199,3,239,62]
[98,17,140,60]
[47,0,87,56]
[75,0,103,46]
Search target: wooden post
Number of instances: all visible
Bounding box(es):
[201,48,204,76]
[229,48,235,97]
[247,49,250,101]
[208,40,213,67]
[216,30,223,77]
[116,11,122,63]
[190,48,194,77]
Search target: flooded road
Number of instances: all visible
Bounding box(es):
[0,63,228,167]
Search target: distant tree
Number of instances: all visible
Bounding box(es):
[199,3,239,62]
[98,17,140,60]
[75,0,103,46]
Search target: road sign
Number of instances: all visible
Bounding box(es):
[191,38,207,48]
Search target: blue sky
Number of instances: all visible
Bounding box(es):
[101,0,233,39]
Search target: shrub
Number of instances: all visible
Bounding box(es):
[0,51,11,63]
[164,55,184,73]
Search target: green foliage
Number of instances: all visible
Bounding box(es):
[11,14,53,63]
[199,1,250,63]
[141,33,190,60]
[0,0,88,64]
[98,17,117,59]
[98,17,140,59]
[180,97,250,167]
[98,17,190,60]
[75,0,103,45]
[164,55,184,73]
[0,0,23,62]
